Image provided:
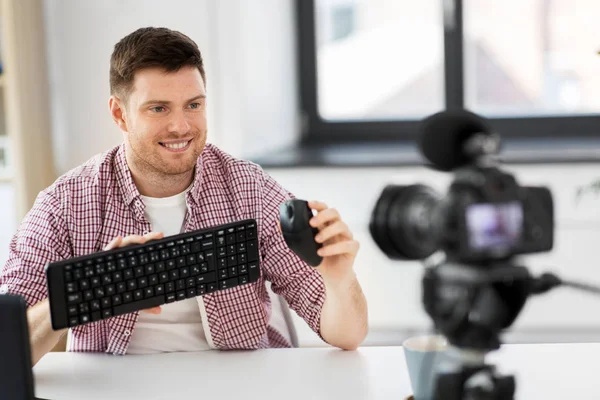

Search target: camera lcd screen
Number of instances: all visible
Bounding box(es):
[466,202,523,251]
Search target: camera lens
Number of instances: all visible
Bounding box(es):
[369,184,441,260]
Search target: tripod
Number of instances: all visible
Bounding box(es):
[421,260,536,400]
[419,257,600,400]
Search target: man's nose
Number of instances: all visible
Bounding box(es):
[168,110,191,134]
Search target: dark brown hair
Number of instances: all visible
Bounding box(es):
[109,27,206,102]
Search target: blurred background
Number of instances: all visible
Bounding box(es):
[0,0,599,347]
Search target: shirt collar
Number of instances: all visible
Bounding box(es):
[114,143,205,207]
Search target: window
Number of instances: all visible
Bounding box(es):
[297,0,600,145]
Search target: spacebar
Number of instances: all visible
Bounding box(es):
[113,295,165,316]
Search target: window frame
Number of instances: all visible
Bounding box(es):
[296,0,600,147]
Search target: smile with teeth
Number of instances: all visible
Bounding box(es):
[160,140,191,150]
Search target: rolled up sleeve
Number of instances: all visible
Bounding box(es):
[257,170,327,341]
[0,190,71,307]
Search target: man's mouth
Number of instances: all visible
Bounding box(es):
[159,139,192,151]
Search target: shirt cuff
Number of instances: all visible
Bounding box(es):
[295,268,328,342]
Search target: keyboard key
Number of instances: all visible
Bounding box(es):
[218,269,228,280]
[205,251,215,270]
[123,292,132,303]
[113,295,165,317]
[186,288,197,298]
[220,277,238,290]
[176,291,186,300]
[226,233,236,245]
[67,293,81,304]
[247,240,259,261]
[196,272,216,284]
[155,284,164,295]
[248,262,260,281]
[80,314,91,324]
[102,309,113,319]
[91,311,102,322]
[91,300,101,311]
[207,282,217,293]
[166,293,176,303]
[105,284,116,296]
[79,302,89,314]
[112,294,122,306]
[101,298,111,308]
[66,282,78,293]
[239,275,248,284]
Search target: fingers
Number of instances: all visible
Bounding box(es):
[141,306,162,315]
[307,200,328,212]
[104,232,164,250]
[315,220,353,243]
[317,240,360,258]
[104,236,122,251]
[309,207,340,229]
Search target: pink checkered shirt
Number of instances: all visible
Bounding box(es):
[0,143,326,354]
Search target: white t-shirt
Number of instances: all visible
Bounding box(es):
[126,187,213,354]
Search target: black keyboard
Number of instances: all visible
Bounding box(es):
[45,219,260,330]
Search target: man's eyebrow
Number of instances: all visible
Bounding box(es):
[140,94,206,107]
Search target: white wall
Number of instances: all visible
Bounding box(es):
[42,0,298,175]
[266,164,600,346]
[37,0,600,348]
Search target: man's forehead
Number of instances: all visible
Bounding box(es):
[131,67,206,100]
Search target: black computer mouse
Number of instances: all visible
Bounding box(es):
[279,199,323,267]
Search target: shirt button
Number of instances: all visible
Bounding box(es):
[124,330,131,337]
[0,285,8,294]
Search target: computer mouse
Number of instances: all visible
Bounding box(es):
[279,199,323,267]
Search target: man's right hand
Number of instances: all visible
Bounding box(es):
[104,232,165,315]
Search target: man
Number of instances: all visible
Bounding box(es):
[0,27,368,366]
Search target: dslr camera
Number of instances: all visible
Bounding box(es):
[369,110,554,265]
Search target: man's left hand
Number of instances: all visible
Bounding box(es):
[308,200,359,285]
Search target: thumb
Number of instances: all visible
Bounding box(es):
[141,306,162,314]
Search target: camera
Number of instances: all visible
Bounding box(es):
[369,110,554,265]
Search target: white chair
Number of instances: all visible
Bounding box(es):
[266,281,299,348]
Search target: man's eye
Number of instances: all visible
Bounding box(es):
[189,102,201,109]
[151,106,165,113]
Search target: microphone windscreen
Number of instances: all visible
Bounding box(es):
[419,110,492,171]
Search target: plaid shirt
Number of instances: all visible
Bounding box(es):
[0,143,326,354]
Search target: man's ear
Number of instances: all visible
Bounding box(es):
[109,95,129,133]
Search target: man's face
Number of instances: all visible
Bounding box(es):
[118,66,207,177]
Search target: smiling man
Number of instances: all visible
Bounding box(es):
[0,27,368,365]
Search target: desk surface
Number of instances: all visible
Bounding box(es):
[34,343,600,400]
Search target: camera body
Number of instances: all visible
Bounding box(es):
[370,144,553,264]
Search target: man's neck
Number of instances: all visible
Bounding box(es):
[126,154,195,198]
[134,171,194,198]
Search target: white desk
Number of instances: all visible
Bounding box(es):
[34,343,600,399]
